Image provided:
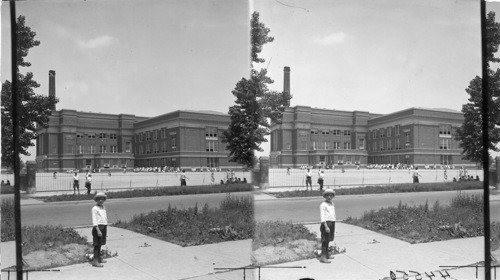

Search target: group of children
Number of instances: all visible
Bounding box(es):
[72,172,93,195]
[305,168,326,191]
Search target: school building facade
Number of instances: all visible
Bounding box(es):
[269,106,474,168]
[35,109,240,172]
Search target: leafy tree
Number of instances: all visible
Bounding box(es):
[456,11,500,165]
[1,15,58,168]
[222,12,292,168]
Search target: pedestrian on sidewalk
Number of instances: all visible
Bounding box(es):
[305,168,312,191]
[319,189,336,263]
[318,168,325,190]
[91,192,108,267]
[72,172,80,195]
[85,173,92,195]
[180,170,189,187]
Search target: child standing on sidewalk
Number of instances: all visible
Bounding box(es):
[91,192,108,267]
[319,189,336,263]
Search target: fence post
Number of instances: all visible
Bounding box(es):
[25,161,37,194]
[259,156,269,189]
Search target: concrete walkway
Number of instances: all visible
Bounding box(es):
[256,222,486,280]
[1,227,253,280]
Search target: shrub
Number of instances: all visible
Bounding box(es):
[114,194,254,246]
[1,199,15,241]
[344,193,486,243]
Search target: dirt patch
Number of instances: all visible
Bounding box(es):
[252,239,317,266]
[23,243,91,269]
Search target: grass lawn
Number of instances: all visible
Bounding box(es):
[271,181,482,198]
[344,192,494,243]
[113,193,254,246]
[1,199,92,269]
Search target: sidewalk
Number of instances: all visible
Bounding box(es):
[252,222,487,280]
[1,226,254,280]
[2,223,488,280]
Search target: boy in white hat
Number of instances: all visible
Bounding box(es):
[319,188,336,263]
[91,192,108,267]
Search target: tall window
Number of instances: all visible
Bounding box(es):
[359,138,365,150]
[171,135,177,151]
[440,155,452,165]
[387,127,392,137]
[78,145,83,154]
[125,142,131,153]
[440,138,450,150]
[312,141,318,150]
[395,139,401,150]
[395,125,401,136]
[100,145,107,153]
[110,146,117,153]
[404,132,410,148]
[323,141,329,150]
[344,142,351,149]
[333,141,340,149]
[387,139,392,150]
[206,141,218,152]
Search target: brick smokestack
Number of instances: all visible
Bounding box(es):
[49,70,56,110]
[283,66,290,94]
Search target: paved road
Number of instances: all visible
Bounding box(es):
[18,192,253,227]
[13,190,499,227]
[255,190,500,223]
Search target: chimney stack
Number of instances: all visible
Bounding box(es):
[49,70,56,110]
[283,66,290,94]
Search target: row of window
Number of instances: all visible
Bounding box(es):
[370,124,453,140]
[369,137,451,151]
[76,133,117,139]
[75,145,120,154]
[311,129,351,136]
[370,125,400,139]
[304,141,352,150]
[136,127,218,142]
[368,155,453,165]
[135,140,220,155]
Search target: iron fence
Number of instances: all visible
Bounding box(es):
[268,168,484,188]
[1,171,252,192]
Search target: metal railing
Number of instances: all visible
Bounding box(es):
[1,171,252,192]
[268,168,483,188]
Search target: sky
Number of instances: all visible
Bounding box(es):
[1,0,250,117]
[1,0,500,160]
